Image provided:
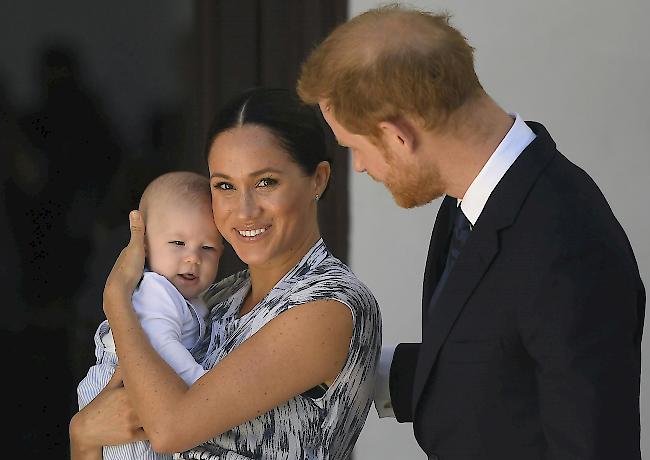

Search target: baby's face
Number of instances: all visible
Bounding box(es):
[144,201,223,300]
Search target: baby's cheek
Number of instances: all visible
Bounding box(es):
[205,258,221,282]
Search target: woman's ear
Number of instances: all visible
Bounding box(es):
[313,160,331,197]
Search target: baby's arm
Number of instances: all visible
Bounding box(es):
[131,273,207,385]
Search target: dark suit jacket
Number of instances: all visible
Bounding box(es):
[389,122,645,460]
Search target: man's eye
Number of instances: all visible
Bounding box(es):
[214,182,233,190]
[257,177,277,187]
[170,241,185,246]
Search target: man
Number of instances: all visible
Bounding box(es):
[297,5,645,460]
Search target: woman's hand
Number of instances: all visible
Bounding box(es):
[70,368,147,459]
[103,211,146,311]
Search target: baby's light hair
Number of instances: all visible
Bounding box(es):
[139,171,212,219]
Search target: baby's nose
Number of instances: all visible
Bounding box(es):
[184,253,201,264]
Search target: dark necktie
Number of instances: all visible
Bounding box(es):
[426,206,472,317]
[445,206,472,271]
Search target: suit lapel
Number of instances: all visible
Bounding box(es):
[413,222,501,409]
[412,121,559,413]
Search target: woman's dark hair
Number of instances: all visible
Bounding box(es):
[204,87,330,185]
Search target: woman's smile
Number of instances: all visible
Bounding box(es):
[208,125,322,270]
[235,225,272,241]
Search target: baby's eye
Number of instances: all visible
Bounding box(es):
[201,245,214,250]
[214,182,234,190]
[170,240,185,246]
[257,177,277,188]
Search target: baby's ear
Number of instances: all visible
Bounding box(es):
[142,235,150,256]
[143,239,151,270]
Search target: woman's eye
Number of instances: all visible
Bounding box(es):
[170,241,185,246]
[257,177,277,188]
[214,182,233,190]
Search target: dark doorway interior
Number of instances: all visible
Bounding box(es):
[1,1,347,455]
[195,0,350,278]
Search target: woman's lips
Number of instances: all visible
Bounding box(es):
[234,225,271,242]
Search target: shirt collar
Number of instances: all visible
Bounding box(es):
[458,113,536,226]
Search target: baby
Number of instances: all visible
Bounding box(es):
[77,171,223,460]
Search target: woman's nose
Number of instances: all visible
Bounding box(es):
[237,190,260,219]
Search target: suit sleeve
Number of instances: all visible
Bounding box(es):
[389,342,421,423]
[520,242,644,459]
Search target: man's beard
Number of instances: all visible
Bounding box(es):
[386,174,443,208]
[381,147,444,209]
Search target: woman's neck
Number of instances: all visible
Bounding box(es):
[240,230,322,316]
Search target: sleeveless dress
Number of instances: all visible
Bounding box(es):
[175,239,382,460]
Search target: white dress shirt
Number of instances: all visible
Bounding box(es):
[374,113,536,418]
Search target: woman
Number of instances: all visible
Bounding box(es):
[70,88,382,459]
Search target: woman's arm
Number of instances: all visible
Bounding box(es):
[69,368,147,459]
[103,211,354,453]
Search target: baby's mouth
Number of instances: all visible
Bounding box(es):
[179,273,197,281]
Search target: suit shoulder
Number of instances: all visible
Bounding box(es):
[515,152,638,266]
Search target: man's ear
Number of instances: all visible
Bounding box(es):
[378,117,418,154]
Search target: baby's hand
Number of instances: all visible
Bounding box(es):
[103,211,146,308]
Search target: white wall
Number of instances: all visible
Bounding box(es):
[348,1,650,459]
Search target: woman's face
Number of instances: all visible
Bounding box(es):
[207,125,325,269]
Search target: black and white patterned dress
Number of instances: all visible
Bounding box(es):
[175,239,382,460]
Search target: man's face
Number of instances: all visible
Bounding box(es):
[319,102,391,182]
[319,101,442,208]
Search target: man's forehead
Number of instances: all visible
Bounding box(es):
[318,102,337,132]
